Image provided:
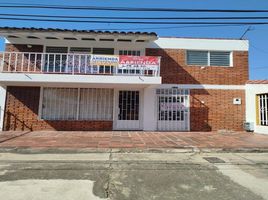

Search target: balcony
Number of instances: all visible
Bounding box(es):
[0,52,160,76]
[0,52,161,87]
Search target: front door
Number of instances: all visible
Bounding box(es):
[114,90,141,130]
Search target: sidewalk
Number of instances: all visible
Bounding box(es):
[0,131,268,152]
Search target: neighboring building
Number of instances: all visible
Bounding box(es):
[246,80,268,135]
[0,27,248,131]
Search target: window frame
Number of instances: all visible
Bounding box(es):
[118,50,141,56]
[38,87,114,121]
[186,50,233,67]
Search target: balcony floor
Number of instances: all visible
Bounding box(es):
[0,73,161,87]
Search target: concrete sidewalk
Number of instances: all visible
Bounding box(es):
[0,131,268,152]
[0,152,268,200]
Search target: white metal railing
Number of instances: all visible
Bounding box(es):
[258,93,268,126]
[0,52,161,77]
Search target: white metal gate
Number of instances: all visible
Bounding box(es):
[258,93,268,126]
[156,88,190,131]
[114,90,141,130]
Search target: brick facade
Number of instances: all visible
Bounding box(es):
[146,48,248,85]
[3,86,113,131]
[5,44,43,53]
[1,44,248,132]
[3,86,245,132]
[190,89,245,131]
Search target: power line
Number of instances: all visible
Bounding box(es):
[251,66,268,69]
[92,24,248,31]
[0,4,268,12]
[250,43,268,54]
[1,13,268,20]
[1,17,268,24]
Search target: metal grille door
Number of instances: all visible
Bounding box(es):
[156,88,190,131]
[115,90,141,130]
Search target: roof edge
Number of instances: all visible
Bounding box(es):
[0,26,157,36]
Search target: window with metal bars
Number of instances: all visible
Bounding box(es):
[118,91,139,120]
[187,50,231,66]
[41,88,113,120]
[158,96,185,121]
[45,46,68,72]
[69,47,91,53]
[156,89,189,121]
[93,48,114,55]
[119,50,141,56]
[79,88,113,120]
[118,50,142,75]
[258,93,268,126]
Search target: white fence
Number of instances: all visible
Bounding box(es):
[0,52,160,77]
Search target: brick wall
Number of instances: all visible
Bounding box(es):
[146,48,248,85]
[190,89,245,131]
[3,86,245,131]
[3,86,113,131]
[3,44,44,72]
[5,44,43,53]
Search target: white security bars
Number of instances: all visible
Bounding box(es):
[0,52,160,76]
[258,93,268,126]
[42,88,78,120]
[118,91,139,121]
[156,88,190,131]
[79,88,113,120]
[41,88,113,120]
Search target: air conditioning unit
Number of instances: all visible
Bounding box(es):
[243,122,254,132]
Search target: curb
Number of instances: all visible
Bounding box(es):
[0,147,268,154]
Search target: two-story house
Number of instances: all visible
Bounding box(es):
[0,27,248,132]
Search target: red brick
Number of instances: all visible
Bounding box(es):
[4,86,113,131]
[146,48,248,85]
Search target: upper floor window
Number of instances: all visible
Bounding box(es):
[186,50,231,67]
[119,50,141,56]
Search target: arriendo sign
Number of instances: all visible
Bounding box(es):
[65,55,160,69]
[119,56,160,69]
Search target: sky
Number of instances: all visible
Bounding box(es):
[0,0,267,80]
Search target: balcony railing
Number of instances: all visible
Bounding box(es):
[0,52,161,77]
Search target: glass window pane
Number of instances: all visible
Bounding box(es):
[187,51,208,65]
[210,51,230,66]
[79,88,113,120]
[42,88,78,120]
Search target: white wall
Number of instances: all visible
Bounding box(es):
[143,84,245,131]
[150,37,249,51]
[6,35,248,52]
[0,86,6,131]
[246,84,268,135]
[143,86,157,131]
[0,73,161,88]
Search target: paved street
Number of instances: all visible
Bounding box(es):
[1,131,268,149]
[0,152,268,200]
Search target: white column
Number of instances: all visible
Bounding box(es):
[143,86,158,131]
[0,86,7,131]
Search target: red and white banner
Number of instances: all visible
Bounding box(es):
[119,56,160,69]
